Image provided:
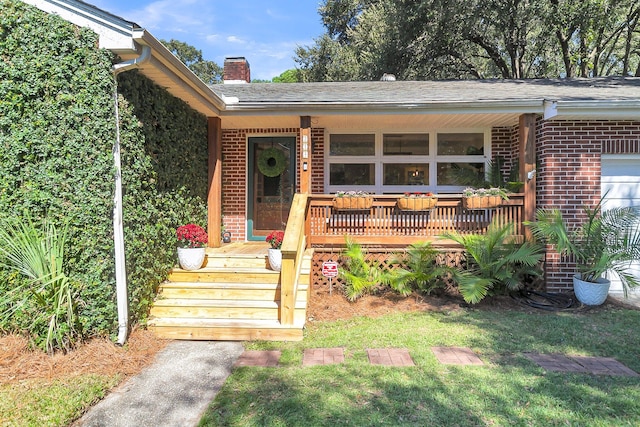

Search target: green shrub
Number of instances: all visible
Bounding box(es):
[444,220,544,303]
[339,238,387,301]
[387,241,453,296]
[0,0,208,340]
[0,215,80,352]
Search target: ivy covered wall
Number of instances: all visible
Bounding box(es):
[0,0,208,338]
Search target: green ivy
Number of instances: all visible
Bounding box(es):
[0,0,208,342]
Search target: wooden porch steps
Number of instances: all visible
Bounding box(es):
[148,244,311,341]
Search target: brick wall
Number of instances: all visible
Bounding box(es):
[491,126,519,179]
[537,120,640,291]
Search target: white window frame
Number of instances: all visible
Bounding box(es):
[324,128,491,194]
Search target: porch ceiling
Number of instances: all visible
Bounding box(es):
[218,112,523,130]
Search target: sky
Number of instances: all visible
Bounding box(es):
[91,0,326,80]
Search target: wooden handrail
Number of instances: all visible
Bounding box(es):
[280,193,308,326]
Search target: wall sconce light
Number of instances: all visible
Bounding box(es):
[527,169,536,180]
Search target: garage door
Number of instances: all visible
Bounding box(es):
[601,155,640,295]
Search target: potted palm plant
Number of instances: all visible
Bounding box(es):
[527,197,640,305]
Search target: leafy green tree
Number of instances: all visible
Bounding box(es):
[161,39,223,84]
[272,69,303,82]
[297,0,640,80]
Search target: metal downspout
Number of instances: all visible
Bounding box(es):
[111,45,151,345]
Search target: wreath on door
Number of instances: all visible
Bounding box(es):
[257,147,287,177]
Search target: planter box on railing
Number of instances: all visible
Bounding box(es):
[397,197,437,211]
[462,195,502,210]
[332,196,374,211]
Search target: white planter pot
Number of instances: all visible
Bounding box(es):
[573,274,611,306]
[267,248,282,271]
[177,247,206,271]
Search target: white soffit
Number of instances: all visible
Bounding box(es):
[219,112,523,130]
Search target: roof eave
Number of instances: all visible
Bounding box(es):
[24,0,225,116]
[219,100,546,116]
[133,30,225,114]
[544,100,640,120]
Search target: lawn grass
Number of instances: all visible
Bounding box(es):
[200,307,640,426]
[0,374,119,426]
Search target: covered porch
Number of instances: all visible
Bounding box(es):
[149,191,529,341]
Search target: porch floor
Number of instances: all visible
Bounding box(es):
[206,241,270,257]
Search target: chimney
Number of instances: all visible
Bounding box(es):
[223,57,251,83]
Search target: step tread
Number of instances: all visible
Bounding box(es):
[148,317,305,329]
[153,298,279,308]
[160,281,280,289]
[160,281,309,289]
[172,266,278,274]
[152,298,307,308]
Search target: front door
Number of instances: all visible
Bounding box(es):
[247,136,296,240]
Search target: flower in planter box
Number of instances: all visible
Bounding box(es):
[176,224,208,248]
[463,187,508,200]
[266,230,285,249]
[403,192,435,198]
[335,190,370,198]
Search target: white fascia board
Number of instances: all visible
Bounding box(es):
[135,30,225,113]
[219,99,545,117]
[545,100,640,120]
[21,0,136,51]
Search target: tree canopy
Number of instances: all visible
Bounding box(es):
[295,0,640,81]
[161,39,223,84]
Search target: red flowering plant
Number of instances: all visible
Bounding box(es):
[265,230,285,250]
[176,224,208,248]
[402,192,435,198]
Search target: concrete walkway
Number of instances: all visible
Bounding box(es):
[74,340,244,427]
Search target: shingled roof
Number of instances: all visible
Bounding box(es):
[210,77,640,106]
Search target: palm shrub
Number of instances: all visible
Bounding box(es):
[444,220,544,303]
[339,237,387,301]
[527,197,640,296]
[387,242,453,296]
[0,214,81,353]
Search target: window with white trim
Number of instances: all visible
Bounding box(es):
[326,130,490,194]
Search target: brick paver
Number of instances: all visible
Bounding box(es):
[367,348,415,366]
[234,350,281,367]
[525,353,639,377]
[233,347,637,377]
[303,348,345,366]
[431,346,484,366]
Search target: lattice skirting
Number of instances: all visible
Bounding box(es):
[311,248,466,290]
[311,248,546,293]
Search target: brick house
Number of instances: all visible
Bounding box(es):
[214,58,640,293]
[21,0,640,340]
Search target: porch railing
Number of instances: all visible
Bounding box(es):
[306,194,525,247]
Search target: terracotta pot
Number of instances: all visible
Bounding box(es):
[177,247,206,271]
